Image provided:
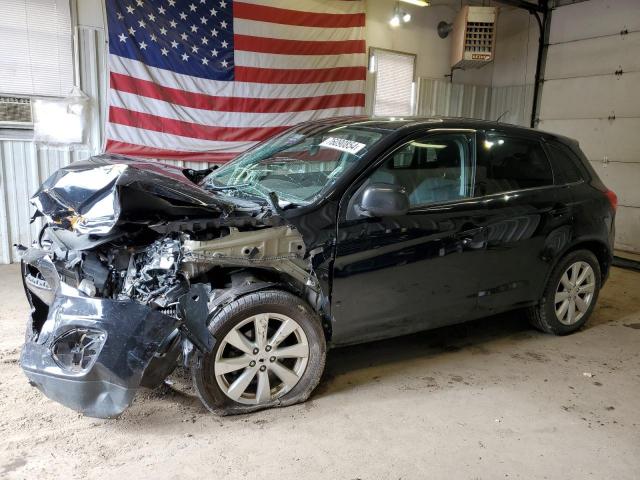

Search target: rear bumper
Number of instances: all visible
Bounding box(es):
[20,251,178,418]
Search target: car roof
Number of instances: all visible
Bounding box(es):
[305,116,577,145]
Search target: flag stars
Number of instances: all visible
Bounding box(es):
[189,3,197,12]
[191,45,199,53]
[158,6,166,14]
[220,20,227,29]
[161,47,168,56]
[171,40,179,48]
[211,28,218,37]
[135,0,143,7]
[221,59,228,68]
[159,26,167,35]
[138,19,146,28]
[118,33,127,42]
[200,16,208,24]
[116,12,124,20]
[221,40,228,48]
[168,0,176,6]
[128,26,136,36]
[191,24,199,33]
[169,19,177,28]
[139,41,147,50]
[211,49,218,57]
[210,8,217,16]
[126,5,135,14]
[182,53,190,61]
[179,12,187,20]
[202,57,209,65]
[147,13,156,21]
[150,33,157,41]
[220,1,227,8]
[201,37,209,45]
[180,32,189,41]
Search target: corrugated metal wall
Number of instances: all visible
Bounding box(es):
[416,77,533,128]
[416,78,492,119]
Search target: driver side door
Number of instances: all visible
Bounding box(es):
[330,130,487,345]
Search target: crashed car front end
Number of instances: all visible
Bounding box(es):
[18,155,315,418]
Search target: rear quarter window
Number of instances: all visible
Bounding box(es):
[545,141,586,184]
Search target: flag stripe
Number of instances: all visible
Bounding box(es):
[234,51,366,70]
[107,122,258,152]
[233,18,362,42]
[235,66,366,84]
[105,140,240,163]
[110,72,365,113]
[110,89,363,127]
[109,106,288,142]
[109,54,366,98]
[233,0,364,15]
[234,35,365,56]
[233,2,365,28]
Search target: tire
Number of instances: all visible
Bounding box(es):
[527,249,601,335]
[192,289,326,415]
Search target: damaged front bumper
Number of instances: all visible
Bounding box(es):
[20,250,181,418]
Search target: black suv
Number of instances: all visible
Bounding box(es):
[19,117,616,418]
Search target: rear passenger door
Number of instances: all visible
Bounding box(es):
[475,131,574,314]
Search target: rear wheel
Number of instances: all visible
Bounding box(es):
[527,250,601,335]
[192,290,326,415]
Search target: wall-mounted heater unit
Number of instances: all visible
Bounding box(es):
[450,6,497,69]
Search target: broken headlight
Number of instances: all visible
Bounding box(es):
[51,328,106,374]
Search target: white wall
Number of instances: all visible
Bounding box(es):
[365,0,455,80]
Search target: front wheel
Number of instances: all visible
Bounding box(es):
[192,290,326,415]
[527,249,601,335]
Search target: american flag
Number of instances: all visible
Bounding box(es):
[105,0,366,162]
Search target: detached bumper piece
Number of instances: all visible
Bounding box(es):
[20,253,178,418]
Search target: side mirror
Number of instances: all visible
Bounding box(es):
[359,183,409,217]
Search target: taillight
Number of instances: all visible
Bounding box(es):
[604,189,617,212]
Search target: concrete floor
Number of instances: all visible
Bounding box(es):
[1,263,639,479]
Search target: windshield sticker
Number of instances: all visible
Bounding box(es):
[319,137,367,155]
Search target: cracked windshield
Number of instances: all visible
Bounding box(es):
[204,125,384,206]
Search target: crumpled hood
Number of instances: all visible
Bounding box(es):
[31,154,259,237]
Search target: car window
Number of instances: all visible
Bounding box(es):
[475,134,553,196]
[365,133,474,208]
[545,141,585,184]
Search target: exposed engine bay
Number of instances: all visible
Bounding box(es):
[18,155,325,418]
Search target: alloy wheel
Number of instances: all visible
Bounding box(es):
[214,313,309,405]
[554,261,595,325]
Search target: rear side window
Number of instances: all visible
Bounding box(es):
[545,141,585,184]
[475,134,553,196]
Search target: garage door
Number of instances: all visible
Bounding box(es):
[538,0,640,253]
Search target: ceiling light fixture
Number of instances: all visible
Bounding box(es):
[389,13,401,27]
[400,0,429,6]
[403,12,412,22]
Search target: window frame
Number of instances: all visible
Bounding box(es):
[369,47,417,117]
[343,128,479,218]
[474,130,557,198]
